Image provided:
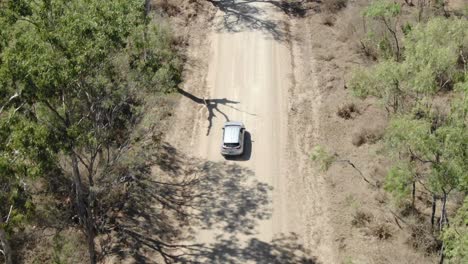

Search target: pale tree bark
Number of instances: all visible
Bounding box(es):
[439,193,448,232]
[438,190,450,264]
[431,194,437,229]
[0,217,13,264]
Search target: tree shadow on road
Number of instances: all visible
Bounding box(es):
[102,141,319,263]
[186,233,318,263]
[207,0,309,41]
[177,88,239,135]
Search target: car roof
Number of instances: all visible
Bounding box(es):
[223,125,241,143]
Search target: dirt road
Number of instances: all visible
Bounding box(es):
[193,0,294,252]
[163,0,329,262]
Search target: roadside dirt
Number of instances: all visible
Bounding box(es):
[287,1,443,263]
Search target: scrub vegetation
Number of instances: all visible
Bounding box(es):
[311,0,467,262]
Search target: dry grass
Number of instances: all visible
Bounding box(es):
[351,127,383,147]
[337,103,359,119]
[318,53,336,62]
[322,15,336,26]
[407,221,440,254]
[367,222,393,240]
[324,0,349,13]
[351,209,373,227]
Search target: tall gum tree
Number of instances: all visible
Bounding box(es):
[0,0,181,262]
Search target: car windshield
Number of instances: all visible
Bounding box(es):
[224,142,239,148]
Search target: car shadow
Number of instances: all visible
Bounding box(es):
[224,131,252,161]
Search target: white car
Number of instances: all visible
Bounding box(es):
[221,121,245,156]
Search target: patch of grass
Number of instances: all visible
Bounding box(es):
[52,231,88,264]
[311,146,336,171]
[343,256,355,264]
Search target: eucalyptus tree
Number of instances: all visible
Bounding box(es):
[0,0,180,262]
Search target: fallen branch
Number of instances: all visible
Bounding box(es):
[337,159,375,187]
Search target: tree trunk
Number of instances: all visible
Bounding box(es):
[0,223,13,264]
[439,193,447,232]
[382,18,401,61]
[88,158,94,187]
[71,153,96,264]
[431,195,437,229]
[439,242,445,264]
[86,223,96,264]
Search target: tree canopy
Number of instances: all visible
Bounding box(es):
[0,0,182,262]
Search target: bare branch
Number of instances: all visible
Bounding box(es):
[336,159,375,186]
[5,206,13,223]
[42,100,67,125]
[0,93,20,115]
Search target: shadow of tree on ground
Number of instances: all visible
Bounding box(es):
[177,88,239,135]
[206,0,310,41]
[173,233,318,263]
[101,141,318,263]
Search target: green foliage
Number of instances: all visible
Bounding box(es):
[385,101,468,195]
[442,198,468,263]
[0,0,182,260]
[311,146,336,172]
[0,112,56,232]
[0,0,182,158]
[364,0,401,19]
[403,17,468,93]
[351,59,401,97]
[351,17,468,113]
[352,6,468,259]
[401,22,412,36]
[129,23,182,93]
[362,0,402,59]
[385,162,414,203]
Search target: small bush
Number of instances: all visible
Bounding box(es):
[368,222,393,240]
[337,103,359,119]
[154,0,181,16]
[311,146,336,172]
[407,223,440,253]
[351,210,373,227]
[352,128,383,146]
[324,0,348,13]
[322,15,336,26]
[318,53,335,61]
